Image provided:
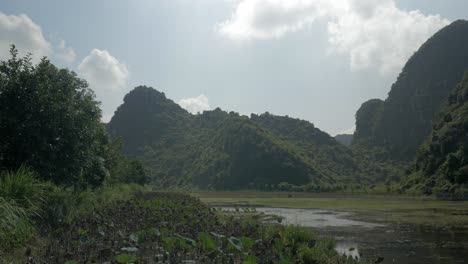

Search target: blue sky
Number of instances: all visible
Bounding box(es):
[1,0,467,135]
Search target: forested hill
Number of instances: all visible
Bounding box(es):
[108,86,397,190]
[353,20,468,161]
[107,86,192,156]
[402,71,468,196]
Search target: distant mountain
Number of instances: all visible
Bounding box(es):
[108,86,396,189]
[334,134,353,146]
[353,20,468,161]
[402,72,468,196]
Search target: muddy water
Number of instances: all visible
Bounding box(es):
[221,207,468,264]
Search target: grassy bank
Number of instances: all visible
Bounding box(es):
[193,191,468,230]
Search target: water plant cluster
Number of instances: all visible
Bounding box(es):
[4,188,369,263]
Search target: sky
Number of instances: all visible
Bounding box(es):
[0,0,467,135]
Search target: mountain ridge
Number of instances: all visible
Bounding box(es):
[108,86,396,190]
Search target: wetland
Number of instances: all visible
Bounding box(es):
[199,192,468,264]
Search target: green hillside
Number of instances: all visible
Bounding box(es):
[353,20,468,161]
[402,72,468,197]
[108,87,397,190]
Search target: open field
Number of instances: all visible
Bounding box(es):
[193,192,468,230]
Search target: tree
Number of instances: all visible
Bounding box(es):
[104,139,149,185]
[0,45,107,187]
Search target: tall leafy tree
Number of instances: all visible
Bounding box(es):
[0,45,107,187]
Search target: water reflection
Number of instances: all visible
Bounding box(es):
[335,241,360,259]
[217,206,468,264]
[254,207,383,228]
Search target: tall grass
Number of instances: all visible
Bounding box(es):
[0,166,45,248]
[0,166,47,212]
[0,165,153,251]
[44,183,153,225]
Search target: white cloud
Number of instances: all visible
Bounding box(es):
[77,49,129,92]
[217,0,325,40]
[178,95,211,114]
[218,0,450,74]
[0,12,51,62]
[327,0,450,74]
[54,40,76,65]
[0,12,78,66]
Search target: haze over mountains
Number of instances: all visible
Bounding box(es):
[109,20,468,195]
[108,87,397,190]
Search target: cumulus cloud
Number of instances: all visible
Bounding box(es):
[0,12,51,61]
[0,12,78,66]
[218,0,324,40]
[218,0,450,74]
[78,49,129,91]
[327,0,450,74]
[178,95,211,114]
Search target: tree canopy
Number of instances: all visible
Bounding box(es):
[0,46,108,186]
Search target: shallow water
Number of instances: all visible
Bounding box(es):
[254,207,384,228]
[220,207,468,264]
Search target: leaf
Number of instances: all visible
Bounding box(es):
[240,237,256,251]
[162,237,174,253]
[176,234,197,247]
[227,236,243,251]
[114,253,137,263]
[197,232,217,251]
[243,255,258,264]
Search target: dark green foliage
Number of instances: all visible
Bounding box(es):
[353,20,468,161]
[0,46,107,187]
[104,139,149,185]
[108,88,315,189]
[107,86,191,156]
[250,113,399,184]
[354,99,383,141]
[108,87,398,190]
[403,71,468,197]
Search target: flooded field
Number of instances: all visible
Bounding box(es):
[217,206,468,264]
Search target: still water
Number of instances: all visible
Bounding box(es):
[221,207,468,264]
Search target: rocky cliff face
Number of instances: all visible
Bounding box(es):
[353,20,468,161]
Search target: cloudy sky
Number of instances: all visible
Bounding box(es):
[1,0,467,135]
